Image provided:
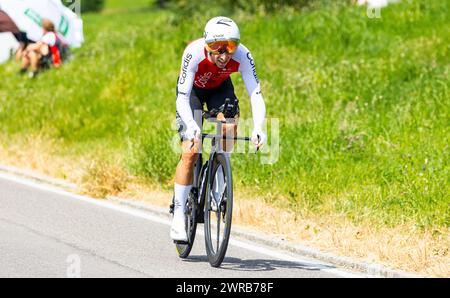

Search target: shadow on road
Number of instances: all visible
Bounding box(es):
[182,255,335,272]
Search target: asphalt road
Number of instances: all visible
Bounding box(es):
[0,172,365,278]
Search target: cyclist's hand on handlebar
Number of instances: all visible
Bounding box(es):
[185,120,201,142]
[251,129,266,149]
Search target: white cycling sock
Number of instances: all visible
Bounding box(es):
[174,183,192,221]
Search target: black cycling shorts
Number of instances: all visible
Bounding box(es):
[176,77,239,141]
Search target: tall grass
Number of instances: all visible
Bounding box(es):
[0,0,448,229]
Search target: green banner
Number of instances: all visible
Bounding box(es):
[58,16,69,37]
[24,8,42,27]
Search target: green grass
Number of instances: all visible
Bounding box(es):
[0,0,448,229]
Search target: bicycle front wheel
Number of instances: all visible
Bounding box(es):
[204,153,233,267]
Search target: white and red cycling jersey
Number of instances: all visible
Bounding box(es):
[176,38,266,131]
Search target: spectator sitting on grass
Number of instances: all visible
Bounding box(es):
[19,19,62,78]
[13,31,32,62]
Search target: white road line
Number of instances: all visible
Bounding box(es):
[0,171,366,278]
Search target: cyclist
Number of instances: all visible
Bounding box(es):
[171,16,267,241]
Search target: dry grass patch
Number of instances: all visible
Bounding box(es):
[81,159,131,198]
[231,193,449,277]
[0,134,85,182]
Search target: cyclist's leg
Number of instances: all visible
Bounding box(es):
[217,113,239,152]
[207,78,240,153]
[175,140,200,185]
[172,89,203,240]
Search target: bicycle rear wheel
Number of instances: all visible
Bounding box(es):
[204,153,233,267]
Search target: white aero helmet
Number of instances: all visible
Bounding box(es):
[204,16,240,54]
